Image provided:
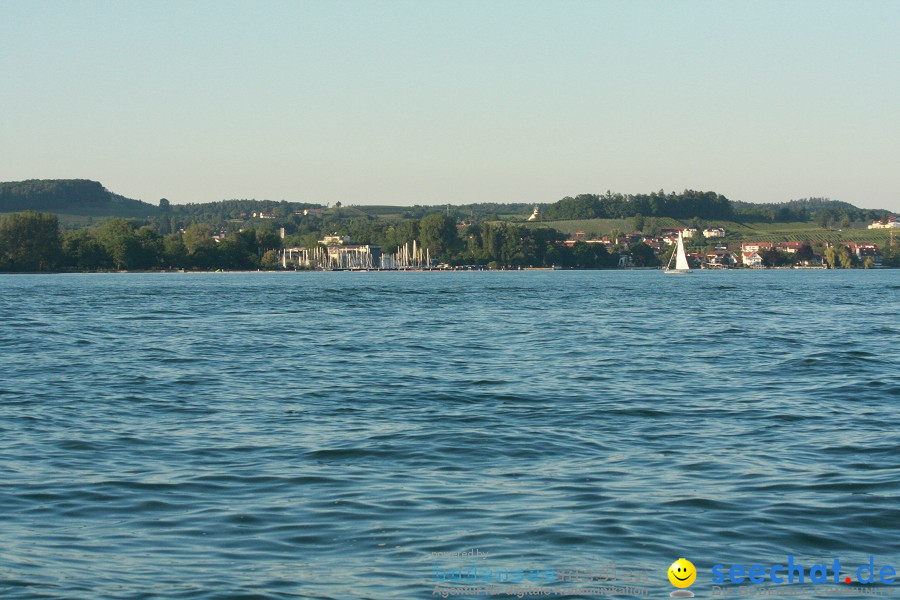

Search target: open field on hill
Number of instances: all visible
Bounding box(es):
[735,227,893,244]
[518,217,893,245]
[351,205,529,222]
[520,218,683,236]
[713,221,892,243]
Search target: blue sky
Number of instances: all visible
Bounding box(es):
[1,0,898,210]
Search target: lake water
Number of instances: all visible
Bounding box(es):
[1,270,899,599]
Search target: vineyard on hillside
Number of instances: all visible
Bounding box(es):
[519,217,893,245]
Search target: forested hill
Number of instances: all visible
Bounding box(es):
[542,190,892,223]
[0,179,159,217]
[1,179,893,226]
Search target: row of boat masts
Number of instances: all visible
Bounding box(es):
[280,241,434,271]
[382,240,431,270]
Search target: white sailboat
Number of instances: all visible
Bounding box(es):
[664,231,693,274]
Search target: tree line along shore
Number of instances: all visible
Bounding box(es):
[1,210,897,273]
[0,179,897,272]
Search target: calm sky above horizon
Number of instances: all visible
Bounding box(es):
[1,0,898,211]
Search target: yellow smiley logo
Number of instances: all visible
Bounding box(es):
[668,558,697,588]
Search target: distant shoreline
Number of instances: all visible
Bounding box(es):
[3,266,890,275]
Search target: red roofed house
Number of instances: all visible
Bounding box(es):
[742,251,764,268]
[845,243,882,266]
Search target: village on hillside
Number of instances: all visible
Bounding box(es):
[559,222,892,269]
[273,217,896,271]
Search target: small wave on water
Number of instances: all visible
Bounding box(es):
[0,270,898,598]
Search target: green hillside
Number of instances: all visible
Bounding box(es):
[1,180,894,247]
[697,220,892,244]
[0,179,159,219]
[522,217,682,237]
[521,217,894,245]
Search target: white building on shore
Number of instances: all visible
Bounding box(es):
[282,234,382,269]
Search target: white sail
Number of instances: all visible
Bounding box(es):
[665,231,692,273]
[675,232,690,271]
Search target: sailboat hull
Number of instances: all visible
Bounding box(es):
[664,269,693,274]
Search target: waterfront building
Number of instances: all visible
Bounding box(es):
[742,251,764,268]
[281,235,382,269]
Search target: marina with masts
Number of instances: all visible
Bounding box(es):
[281,235,434,270]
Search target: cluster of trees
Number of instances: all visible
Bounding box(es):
[541,190,892,225]
[823,245,854,269]
[543,190,734,221]
[0,210,658,272]
[749,244,821,268]
[0,212,62,271]
[883,245,900,268]
[741,243,897,269]
[302,215,649,268]
[450,221,661,268]
[0,212,282,272]
[169,198,319,223]
[732,197,889,225]
[292,215,635,268]
[820,244,895,269]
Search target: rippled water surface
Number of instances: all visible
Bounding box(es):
[1,271,899,599]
